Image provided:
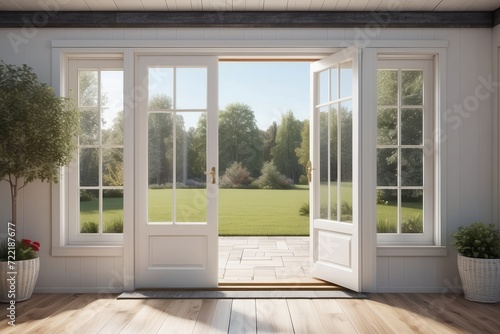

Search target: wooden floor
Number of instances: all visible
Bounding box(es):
[1,293,499,333]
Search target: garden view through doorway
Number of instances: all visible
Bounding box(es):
[217,62,312,282]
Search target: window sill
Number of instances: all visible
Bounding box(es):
[52,245,124,257]
[377,246,447,257]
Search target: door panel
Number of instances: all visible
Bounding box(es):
[135,56,218,288]
[310,47,361,292]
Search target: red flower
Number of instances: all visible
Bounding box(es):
[30,244,40,252]
[33,242,41,247]
[21,239,32,246]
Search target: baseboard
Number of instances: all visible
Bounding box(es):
[34,287,123,294]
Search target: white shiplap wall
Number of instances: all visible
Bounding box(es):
[0,26,495,292]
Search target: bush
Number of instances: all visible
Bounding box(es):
[299,202,309,216]
[220,162,253,188]
[80,221,98,233]
[377,219,397,233]
[80,190,96,201]
[298,175,308,185]
[451,222,500,259]
[104,216,124,233]
[401,214,423,233]
[255,162,293,189]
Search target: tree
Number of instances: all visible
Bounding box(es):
[271,111,302,183]
[0,62,79,229]
[188,113,207,180]
[262,121,277,162]
[295,119,309,171]
[219,103,263,176]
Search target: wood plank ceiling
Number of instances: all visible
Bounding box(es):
[1,0,499,11]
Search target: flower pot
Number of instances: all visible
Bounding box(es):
[457,254,500,303]
[0,257,40,302]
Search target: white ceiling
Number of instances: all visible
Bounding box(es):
[0,0,499,12]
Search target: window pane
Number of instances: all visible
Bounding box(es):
[401,108,423,145]
[401,70,423,105]
[103,189,123,233]
[102,148,123,186]
[401,148,423,186]
[148,113,173,222]
[101,71,124,145]
[319,106,329,219]
[176,112,206,223]
[377,70,397,105]
[80,148,99,187]
[148,68,173,110]
[80,189,99,233]
[377,189,397,233]
[377,149,397,186]
[401,189,423,233]
[340,61,352,98]
[330,65,338,101]
[377,108,397,145]
[176,68,207,110]
[318,70,328,105]
[78,70,98,107]
[340,100,353,222]
[79,110,99,145]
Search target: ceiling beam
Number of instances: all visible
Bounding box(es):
[0,11,494,28]
[494,7,500,27]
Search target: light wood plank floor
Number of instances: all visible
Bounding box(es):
[1,293,499,333]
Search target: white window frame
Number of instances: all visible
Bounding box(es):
[52,52,127,256]
[374,49,446,253]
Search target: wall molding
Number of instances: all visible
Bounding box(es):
[0,11,495,28]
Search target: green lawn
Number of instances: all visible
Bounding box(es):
[80,185,424,235]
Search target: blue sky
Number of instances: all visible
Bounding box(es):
[101,62,311,130]
[219,62,310,130]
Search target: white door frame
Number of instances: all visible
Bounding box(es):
[113,45,378,292]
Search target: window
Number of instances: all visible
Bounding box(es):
[66,58,124,245]
[376,57,434,244]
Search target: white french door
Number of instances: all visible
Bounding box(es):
[309,47,362,292]
[135,56,218,288]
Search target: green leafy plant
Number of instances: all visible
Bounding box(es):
[0,62,80,230]
[401,214,423,233]
[0,239,40,261]
[80,221,99,233]
[451,222,500,259]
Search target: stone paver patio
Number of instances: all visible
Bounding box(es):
[219,236,315,283]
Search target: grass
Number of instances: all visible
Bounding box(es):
[80,184,424,236]
[80,197,124,233]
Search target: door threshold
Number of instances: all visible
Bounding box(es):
[218,279,341,291]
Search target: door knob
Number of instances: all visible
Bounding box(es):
[205,167,216,184]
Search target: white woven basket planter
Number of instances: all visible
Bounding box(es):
[0,257,40,303]
[457,254,500,303]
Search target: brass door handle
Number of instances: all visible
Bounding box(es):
[306,161,314,184]
[205,167,216,184]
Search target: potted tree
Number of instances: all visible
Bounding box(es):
[0,62,79,301]
[451,222,500,303]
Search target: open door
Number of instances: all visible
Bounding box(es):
[135,55,218,288]
[309,47,361,292]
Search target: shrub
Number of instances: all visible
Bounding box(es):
[298,175,308,185]
[299,202,309,216]
[256,162,293,189]
[104,216,124,233]
[80,221,98,233]
[451,222,500,259]
[377,219,397,233]
[401,214,423,233]
[220,162,253,188]
[80,190,97,201]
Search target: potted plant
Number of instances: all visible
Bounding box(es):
[451,222,500,303]
[0,62,79,301]
[0,239,40,302]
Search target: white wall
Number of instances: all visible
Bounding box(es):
[0,27,496,293]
